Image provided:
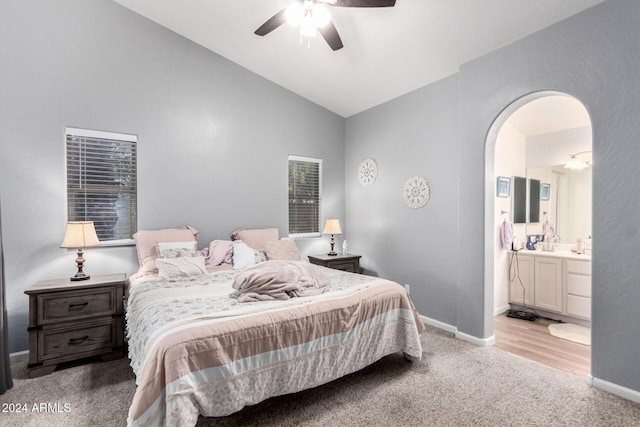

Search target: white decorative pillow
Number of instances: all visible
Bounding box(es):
[156,256,207,279]
[158,241,197,259]
[233,240,258,270]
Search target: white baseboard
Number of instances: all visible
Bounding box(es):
[9,350,28,362]
[419,314,495,347]
[587,375,640,403]
[494,304,510,316]
[455,330,496,347]
[419,314,457,334]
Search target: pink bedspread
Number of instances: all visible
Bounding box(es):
[126,268,424,427]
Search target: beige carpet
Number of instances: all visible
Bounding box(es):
[548,323,591,346]
[1,325,638,427]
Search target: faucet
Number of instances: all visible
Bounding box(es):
[543,236,557,252]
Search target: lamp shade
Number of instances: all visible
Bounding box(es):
[60,221,100,248]
[322,219,342,235]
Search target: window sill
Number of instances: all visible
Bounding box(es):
[98,239,135,248]
[288,232,321,240]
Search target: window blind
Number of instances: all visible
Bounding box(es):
[288,156,322,235]
[65,127,137,242]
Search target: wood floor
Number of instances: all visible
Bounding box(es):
[493,313,591,377]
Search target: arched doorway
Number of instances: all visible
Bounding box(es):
[485,91,593,375]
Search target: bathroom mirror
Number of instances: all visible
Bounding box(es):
[526,165,592,244]
[511,176,540,224]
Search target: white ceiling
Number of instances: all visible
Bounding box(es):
[113,0,605,118]
[507,95,591,137]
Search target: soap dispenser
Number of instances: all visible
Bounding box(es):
[585,236,592,255]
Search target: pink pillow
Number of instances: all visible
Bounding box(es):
[231,228,279,250]
[133,226,199,276]
[264,239,300,261]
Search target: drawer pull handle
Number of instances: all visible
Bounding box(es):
[68,302,89,309]
[68,336,89,345]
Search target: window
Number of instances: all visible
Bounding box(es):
[288,155,322,237]
[65,127,137,243]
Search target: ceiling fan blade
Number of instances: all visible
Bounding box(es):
[319,21,344,51]
[254,8,287,36]
[332,0,396,7]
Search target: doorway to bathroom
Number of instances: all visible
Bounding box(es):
[488,92,593,377]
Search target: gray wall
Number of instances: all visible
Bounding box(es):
[458,0,640,393]
[346,0,640,395]
[345,75,459,325]
[0,0,345,353]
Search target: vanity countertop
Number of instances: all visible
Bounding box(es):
[518,249,591,261]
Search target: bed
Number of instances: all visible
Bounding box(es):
[125,227,424,427]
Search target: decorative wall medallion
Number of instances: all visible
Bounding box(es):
[403,176,430,208]
[358,158,378,187]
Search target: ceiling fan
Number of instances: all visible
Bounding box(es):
[254,0,397,51]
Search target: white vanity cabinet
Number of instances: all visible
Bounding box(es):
[534,257,564,313]
[508,252,591,321]
[565,260,592,319]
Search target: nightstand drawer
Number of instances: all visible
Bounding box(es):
[38,320,116,361]
[329,261,358,273]
[38,287,115,324]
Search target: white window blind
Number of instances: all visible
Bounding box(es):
[288,155,322,236]
[65,127,137,242]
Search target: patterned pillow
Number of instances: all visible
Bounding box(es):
[158,241,197,259]
[132,226,199,276]
[156,256,207,279]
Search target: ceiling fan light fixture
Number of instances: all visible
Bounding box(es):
[312,4,331,28]
[300,15,317,37]
[285,2,304,26]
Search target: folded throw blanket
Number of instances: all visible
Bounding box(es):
[232,260,330,302]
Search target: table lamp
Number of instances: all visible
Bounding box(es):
[322,219,342,256]
[60,221,100,281]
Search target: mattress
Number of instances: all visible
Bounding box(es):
[126,264,424,426]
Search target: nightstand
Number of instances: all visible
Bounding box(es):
[24,273,126,378]
[308,254,361,274]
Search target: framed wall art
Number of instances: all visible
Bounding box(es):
[496,176,510,198]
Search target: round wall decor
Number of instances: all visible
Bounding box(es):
[358,158,378,187]
[403,176,430,208]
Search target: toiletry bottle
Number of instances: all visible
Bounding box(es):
[576,237,583,254]
[342,240,348,255]
[585,236,592,255]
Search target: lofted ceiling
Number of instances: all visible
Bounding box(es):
[113,0,605,117]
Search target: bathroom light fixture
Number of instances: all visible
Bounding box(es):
[564,151,592,170]
[322,219,342,256]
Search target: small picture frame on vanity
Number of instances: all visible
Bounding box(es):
[540,183,550,201]
[496,176,510,198]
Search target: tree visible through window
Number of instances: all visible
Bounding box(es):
[288,155,322,236]
[65,127,137,242]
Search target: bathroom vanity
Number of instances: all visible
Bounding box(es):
[508,250,591,321]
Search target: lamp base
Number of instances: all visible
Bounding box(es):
[70,249,90,281]
[327,235,338,256]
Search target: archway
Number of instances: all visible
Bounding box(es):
[485,91,593,374]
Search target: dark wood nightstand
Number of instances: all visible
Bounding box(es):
[308,254,361,274]
[24,273,126,378]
